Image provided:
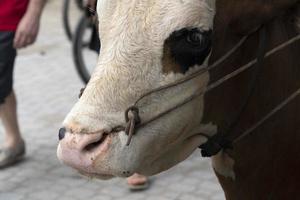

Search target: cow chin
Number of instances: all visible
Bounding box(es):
[130,102,208,176]
[134,133,207,176]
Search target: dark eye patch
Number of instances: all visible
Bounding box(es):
[162,28,212,74]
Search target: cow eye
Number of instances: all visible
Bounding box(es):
[186,30,212,49]
[162,28,212,74]
[187,32,203,45]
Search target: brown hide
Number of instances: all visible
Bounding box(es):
[203,1,300,199]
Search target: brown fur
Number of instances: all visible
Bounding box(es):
[295,4,300,31]
[162,42,182,73]
[203,1,300,199]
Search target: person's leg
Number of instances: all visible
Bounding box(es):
[0,31,25,168]
[0,91,23,148]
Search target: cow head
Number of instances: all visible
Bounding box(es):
[57,0,216,179]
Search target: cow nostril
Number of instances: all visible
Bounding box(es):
[83,133,108,152]
[58,127,66,140]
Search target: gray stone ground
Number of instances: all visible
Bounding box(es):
[0,1,224,200]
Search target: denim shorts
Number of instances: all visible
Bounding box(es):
[0,32,16,104]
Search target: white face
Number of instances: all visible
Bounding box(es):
[57,0,216,179]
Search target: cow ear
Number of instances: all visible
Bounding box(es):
[215,0,299,35]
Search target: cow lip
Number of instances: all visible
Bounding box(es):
[78,170,114,180]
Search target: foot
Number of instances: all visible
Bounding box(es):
[0,140,25,169]
[127,173,149,191]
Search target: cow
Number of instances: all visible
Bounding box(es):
[57,0,300,199]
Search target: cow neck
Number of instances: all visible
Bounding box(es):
[202,13,300,158]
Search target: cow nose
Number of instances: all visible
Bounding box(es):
[57,131,108,171]
[58,127,66,140]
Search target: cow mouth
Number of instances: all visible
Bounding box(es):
[77,170,114,180]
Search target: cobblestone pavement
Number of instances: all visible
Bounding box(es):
[0,1,225,200]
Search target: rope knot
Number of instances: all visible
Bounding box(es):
[124,106,141,146]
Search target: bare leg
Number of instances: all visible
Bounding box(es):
[0,91,23,148]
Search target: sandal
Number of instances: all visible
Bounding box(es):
[0,140,26,169]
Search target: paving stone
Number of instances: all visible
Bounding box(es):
[168,181,197,193]
[0,193,23,200]
[29,190,60,200]
[178,194,208,200]
[146,196,171,200]
[211,193,226,200]
[160,190,181,199]
[82,195,112,200]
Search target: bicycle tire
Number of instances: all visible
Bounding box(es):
[73,15,99,84]
[62,0,85,41]
[75,0,84,10]
[62,0,73,41]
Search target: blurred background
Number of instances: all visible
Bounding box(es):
[0,1,224,199]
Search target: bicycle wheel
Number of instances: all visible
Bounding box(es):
[73,15,100,84]
[75,0,84,10]
[62,0,84,41]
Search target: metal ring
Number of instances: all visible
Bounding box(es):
[124,106,140,122]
